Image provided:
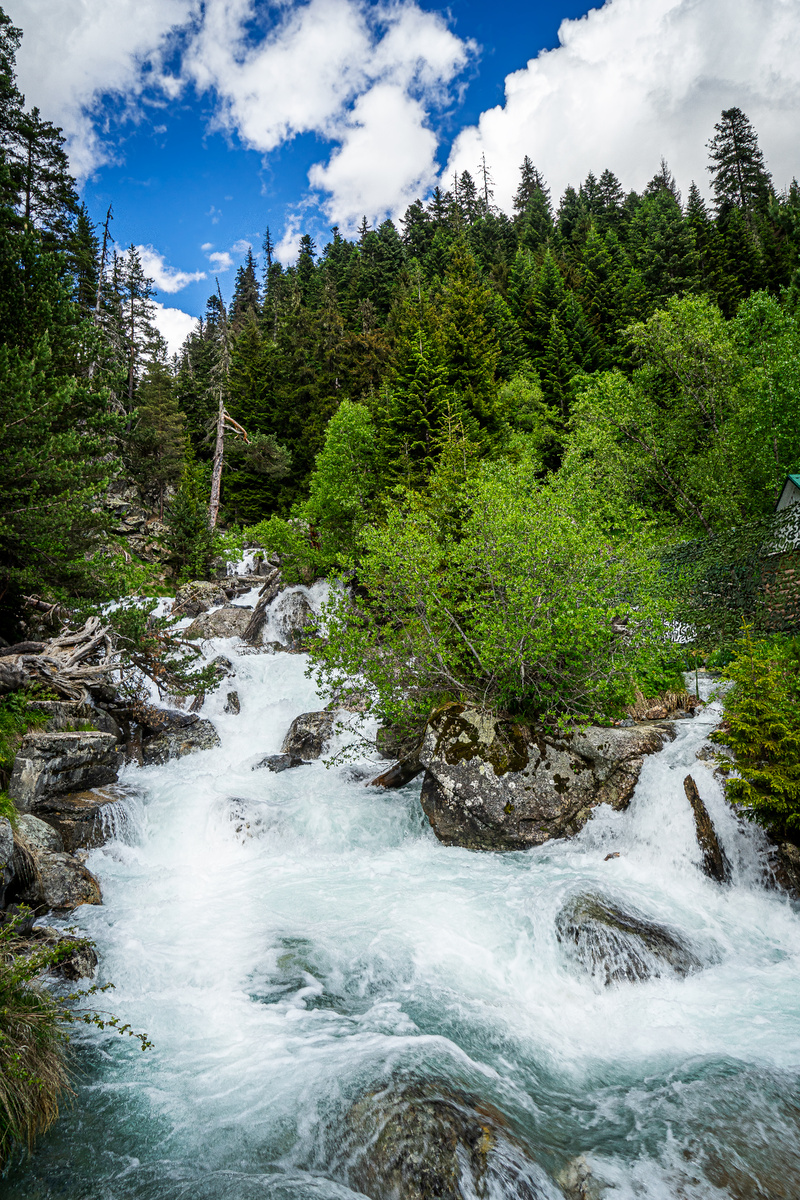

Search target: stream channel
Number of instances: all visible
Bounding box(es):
[5,581,800,1199]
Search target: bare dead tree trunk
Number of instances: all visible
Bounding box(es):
[209,391,226,529]
[89,205,113,381]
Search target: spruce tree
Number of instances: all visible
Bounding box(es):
[10,106,79,247]
[230,248,260,329]
[707,107,772,220]
[131,358,186,517]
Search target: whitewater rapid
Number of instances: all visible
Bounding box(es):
[6,586,800,1198]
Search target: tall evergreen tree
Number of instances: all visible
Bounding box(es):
[131,358,186,518]
[707,107,772,221]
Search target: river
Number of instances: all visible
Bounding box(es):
[5,584,800,1199]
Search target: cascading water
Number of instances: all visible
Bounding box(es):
[5,583,800,1199]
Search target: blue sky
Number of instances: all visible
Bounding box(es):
[7,0,800,349]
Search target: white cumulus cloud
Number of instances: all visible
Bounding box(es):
[208,250,233,271]
[153,301,198,356]
[445,0,800,208]
[6,0,196,177]
[137,244,206,293]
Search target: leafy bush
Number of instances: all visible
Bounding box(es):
[311,456,678,732]
[0,912,152,1167]
[712,628,800,838]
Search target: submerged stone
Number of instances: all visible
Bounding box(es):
[555,892,703,985]
[253,754,308,773]
[338,1078,551,1200]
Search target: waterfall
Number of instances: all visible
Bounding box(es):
[6,586,800,1199]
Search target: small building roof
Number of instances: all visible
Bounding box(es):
[776,474,800,513]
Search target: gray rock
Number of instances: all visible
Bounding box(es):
[16,814,63,853]
[23,925,98,981]
[770,840,800,900]
[25,699,120,737]
[555,892,703,985]
[31,785,128,853]
[556,1155,606,1200]
[253,753,309,773]
[184,606,252,640]
[418,704,673,850]
[172,579,228,618]
[273,590,317,647]
[280,710,334,760]
[338,1078,549,1200]
[141,717,220,765]
[224,690,240,715]
[8,730,121,813]
[12,832,102,913]
[0,816,14,902]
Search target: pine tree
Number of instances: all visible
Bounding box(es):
[118,244,162,411]
[131,358,186,518]
[432,241,504,448]
[513,157,550,214]
[68,203,99,315]
[540,313,576,419]
[644,157,682,206]
[296,234,319,308]
[164,450,217,581]
[230,248,260,329]
[9,106,78,248]
[636,189,699,306]
[381,324,449,486]
[707,107,772,221]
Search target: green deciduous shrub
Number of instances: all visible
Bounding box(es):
[712,628,800,838]
[311,456,680,732]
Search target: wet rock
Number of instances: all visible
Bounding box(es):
[141,716,220,765]
[11,830,102,913]
[557,1155,606,1200]
[273,590,317,648]
[770,841,800,901]
[22,925,98,980]
[224,690,240,715]
[184,606,252,640]
[209,655,235,680]
[684,775,731,883]
[0,816,14,903]
[555,892,703,985]
[418,704,673,851]
[171,579,228,618]
[281,711,334,760]
[236,641,289,656]
[8,730,121,813]
[339,1078,550,1200]
[31,785,128,853]
[15,814,63,853]
[253,754,308,773]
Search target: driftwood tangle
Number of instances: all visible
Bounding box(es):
[0,617,118,701]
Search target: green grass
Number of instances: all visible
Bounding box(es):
[0,693,51,793]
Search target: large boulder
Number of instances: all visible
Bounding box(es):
[15,814,63,853]
[418,705,673,850]
[338,1079,550,1200]
[280,711,334,760]
[184,605,253,640]
[25,699,121,738]
[555,892,703,985]
[171,579,228,618]
[31,785,129,853]
[141,716,220,765]
[11,831,102,913]
[8,731,121,813]
[253,753,308,773]
[770,840,800,900]
[273,590,317,648]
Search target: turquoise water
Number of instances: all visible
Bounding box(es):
[5,589,800,1198]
